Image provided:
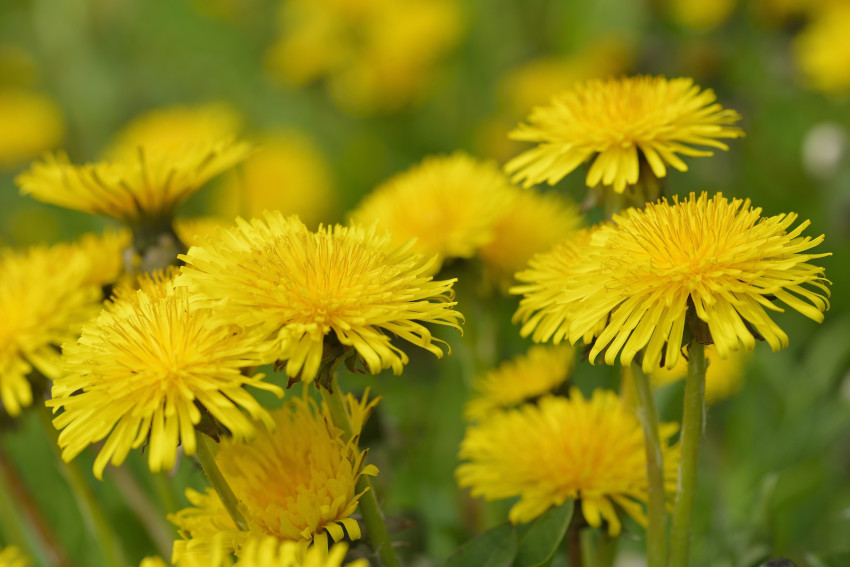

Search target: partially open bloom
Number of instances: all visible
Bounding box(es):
[464,345,574,422]
[171,393,378,558]
[0,546,29,567]
[505,76,744,193]
[177,212,463,383]
[0,244,101,416]
[49,276,282,479]
[351,153,514,269]
[16,138,250,225]
[513,192,830,374]
[457,388,679,535]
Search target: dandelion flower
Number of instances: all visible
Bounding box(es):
[16,139,251,225]
[0,245,101,416]
[171,393,379,558]
[0,546,29,567]
[505,76,744,193]
[177,212,463,383]
[49,276,282,479]
[139,558,168,567]
[235,538,367,567]
[0,89,64,170]
[351,153,514,269]
[478,188,582,288]
[457,388,679,535]
[793,2,850,94]
[464,345,574,422]
[513,192,830,375]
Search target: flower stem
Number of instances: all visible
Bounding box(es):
[580,529,618,567]
[320,373,400,567]
[630,362,667,567]
[195,432,249,531]
[36,406,126,567]
[669,341,706,567]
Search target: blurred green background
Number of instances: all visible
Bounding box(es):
[1,0,849,566]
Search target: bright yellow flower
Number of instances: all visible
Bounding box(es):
[0,546,29,567]
[793,1,850,94]
[138,558,168,567]
[171,393,378,559]
[478,188,582,289]
[513,192,830,375]
[651,345,749,404]
[177,212,463,383]
[457,389,679,535]
[0,89,64,170]
[235,538,368,567]
[351,153,514,269]
[464,345,574,422]
[505,76,744,193]
[16,139,250,225]
[49,276,282,479]
[61,227,131,288]
[0,244,101,416]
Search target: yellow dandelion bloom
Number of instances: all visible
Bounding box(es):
[49,276,282,479]
[62,227,131,288]
[138,558,168,567]
[0,244,101,416]
[457,389,680,535]
[16,139,251,225]
[479,188,583,288]
[793,2,850,94]
[513,192,830,375]
[0,89,64,170]
[235,538,367,567]
[0,546,29,567]
[505,76,744,193]
[175,217,230,248]
[351,153,514,268]
[652,345,749,404]
[171,393,379,558]
[465,345,574,422]
[177,212,463,383]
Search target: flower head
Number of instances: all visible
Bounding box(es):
[513,192,830,374]
[177,212,463,383]
[505,76,744,193]
[16,139,251,225]
[0,88,64,170]
[0,244,101,416]
[351,153,514,269]
[464,345,574,422]
[171,392,378,558]
[793,2,850,94]
[0,546,29,567]
[235,538,367,567]
[457,388,679,535]
[49,275,282,479]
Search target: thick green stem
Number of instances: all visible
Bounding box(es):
[195,432,249,531]
[669,341,707,567]
[580,529,619,567]
[630,362,667,567]
[320,373,400,567]
[36,407,125,567]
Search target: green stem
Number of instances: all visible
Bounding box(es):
[630,363,668,567]
[320,373,400,567]
[195,432,249,531]
[36,407,126,567]
[669,341,706,567]
[580,529,619,567]
[152,471,179,515]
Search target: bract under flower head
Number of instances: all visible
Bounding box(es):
[49,275,282,479]
[170,392,379,559]
[513,192,830,374]
[457,388,679,535]
[177,212,463,383]
[505,76,743,193]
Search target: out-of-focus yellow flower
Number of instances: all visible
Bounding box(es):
[464,345,574,422]
[177,213,463,383]
[138,558,168,567]
[351,153,514,270]
[171,393,378,558]
[214,132,337,228]
[457,389,680,535]
[479,188,582,289]
[652,345,749,404]
[505,76,744,193]
[0,546,28,567]
[267,0,463,114]
[0,89,64,170]
[61,228,131,288]
[666,0,737,31]
[0,244,101,417]
[175,217,229,248]
[793,1,850,94]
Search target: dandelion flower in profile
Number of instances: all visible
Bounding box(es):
[0,245,101,416]
[171,393,379,558]
[16,138,250,225]
[49,275,282,479]
[464,345,574,422]
[505,76,744,193]
[351,153,514,269]
[0,546,29,567]
[235,538,367,567]
[177,212,463,383]
[457,388,679,535]
[513,192,830,375]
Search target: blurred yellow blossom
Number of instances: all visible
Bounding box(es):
[0,89,64,170]
[652,345,750,404]
[0,546,28,567]
[793,1,850,94]
[665,0,737,31]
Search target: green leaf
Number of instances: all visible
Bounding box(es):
[514,500,575,567]
[444,522,518,567]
